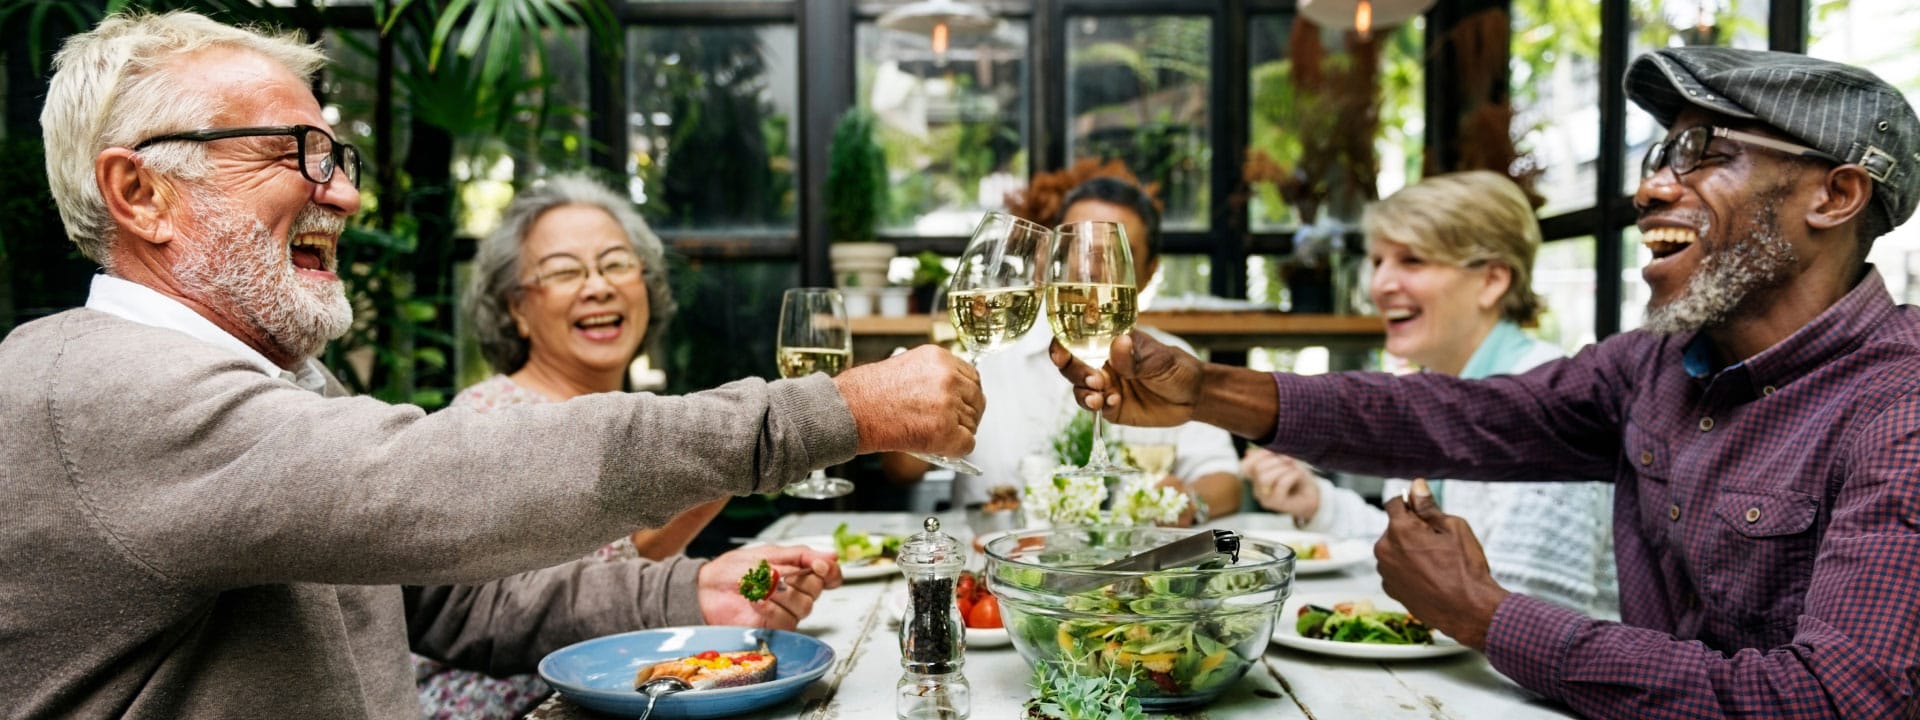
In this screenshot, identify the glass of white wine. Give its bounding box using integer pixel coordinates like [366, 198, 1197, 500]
[911, 212, 1052, 476]
[776, 287, 855, 499]
[1046, 219, 1137, 474]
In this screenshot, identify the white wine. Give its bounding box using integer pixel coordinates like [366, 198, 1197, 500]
[777, 346, 850, 378]
[948, 286, 1040, 357]
[1125, 443, 1177, 477]
[1046, 283, 1138, 365]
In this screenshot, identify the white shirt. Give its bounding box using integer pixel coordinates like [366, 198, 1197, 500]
[950, 325, 1240, 507]
[84, 274, 330, 393]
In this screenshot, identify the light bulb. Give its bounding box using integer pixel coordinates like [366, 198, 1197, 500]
[932, 20, 950, 64]
[1356, 0, 1373, 37]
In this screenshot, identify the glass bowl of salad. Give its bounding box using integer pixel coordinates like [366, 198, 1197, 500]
[982, 526, 1294, 711]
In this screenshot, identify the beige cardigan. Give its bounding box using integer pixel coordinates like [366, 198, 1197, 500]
[0, 309, 857, 718]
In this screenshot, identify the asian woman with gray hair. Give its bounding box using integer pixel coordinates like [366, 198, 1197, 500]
[417, 174, 727, 718]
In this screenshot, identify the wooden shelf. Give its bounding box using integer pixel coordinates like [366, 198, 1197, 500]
[851, 311, 1384, 359]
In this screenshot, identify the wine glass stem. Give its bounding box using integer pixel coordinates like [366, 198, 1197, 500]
[1088, 411, 1110, 468]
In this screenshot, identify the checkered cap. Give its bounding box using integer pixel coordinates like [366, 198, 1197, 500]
[1626, 46, 1920, 235]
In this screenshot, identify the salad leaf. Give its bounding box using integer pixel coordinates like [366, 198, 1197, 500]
[738, 560, 775, 602]
[832, 523, 900, 564]
[1295, 600, 1433, 645]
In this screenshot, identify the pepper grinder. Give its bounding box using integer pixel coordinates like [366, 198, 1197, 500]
[896, 516, 969, 720]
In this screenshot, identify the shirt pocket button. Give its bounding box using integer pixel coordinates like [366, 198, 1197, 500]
[1745, 507, 1761, 523]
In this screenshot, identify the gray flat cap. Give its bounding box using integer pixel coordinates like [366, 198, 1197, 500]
[1626, 46, 1920, 236]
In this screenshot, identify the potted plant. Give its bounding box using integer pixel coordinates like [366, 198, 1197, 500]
[907, 251, 951, 314]
[825, 108, 894, 298]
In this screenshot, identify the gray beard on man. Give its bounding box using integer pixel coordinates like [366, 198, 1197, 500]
[1642, 183, 1798, 335]
[172, 191, 353, 362]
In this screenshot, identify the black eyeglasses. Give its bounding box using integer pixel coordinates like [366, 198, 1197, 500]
[1642, 125, 1842, 181]
[133, 124, 362, 188]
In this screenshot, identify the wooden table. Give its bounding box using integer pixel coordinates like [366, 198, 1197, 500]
[533, 512, 1577, 719]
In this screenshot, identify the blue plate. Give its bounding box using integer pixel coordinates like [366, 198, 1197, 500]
[538, 627, 834, 719]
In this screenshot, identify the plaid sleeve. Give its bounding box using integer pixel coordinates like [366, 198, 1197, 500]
[1258, 339, 1627, 482]
[1485, 389, 1920, 718]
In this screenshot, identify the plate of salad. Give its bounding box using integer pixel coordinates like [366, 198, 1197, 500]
[1238, 530, 1371, 576]
[748, 524, 902, 582]
[1270, 593, 1471, 660]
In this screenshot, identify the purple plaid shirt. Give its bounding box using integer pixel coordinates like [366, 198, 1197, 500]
[1263, 268, 1920, 718]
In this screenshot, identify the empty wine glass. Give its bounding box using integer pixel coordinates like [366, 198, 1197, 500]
[775, 287, 855, 499]
[1046, 219, 1137, 474]
[911, 212, 1052, 476]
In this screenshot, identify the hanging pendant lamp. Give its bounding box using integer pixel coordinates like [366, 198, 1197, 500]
[1298, 0, 1436, 38]
[879, 0, 998, 63]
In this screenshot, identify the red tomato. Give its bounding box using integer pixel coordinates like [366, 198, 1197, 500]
[955, 573, 977, 601]
[967, 594, 1003, 629]
[956, 595, 974, 620]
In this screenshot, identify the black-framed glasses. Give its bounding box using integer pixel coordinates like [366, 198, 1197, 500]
[522, 247, 644, 294]
[1641, 125, 1842, 181]
[134, 125, 361, 188]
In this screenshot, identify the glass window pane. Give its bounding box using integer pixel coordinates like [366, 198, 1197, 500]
[321, 29, 397, 190]
[858, 19, 1029, 235]
[627, 25, 799, 231]
[1809, 0, 1920, 302]
[1066, 15, 1211, 230]
[1152, 254, 1210, 308]
[1531, 235, 1599, 352]
[1511, 0, 1603, 216]
[1248, 15, 1425, 232]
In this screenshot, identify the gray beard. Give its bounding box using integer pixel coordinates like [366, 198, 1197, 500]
[172, 192, 353, 362]
[1641, 185, 1797, 335]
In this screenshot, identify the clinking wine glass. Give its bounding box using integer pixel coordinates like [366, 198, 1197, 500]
[1046, 219, 1137, 475]
[776, 287, 856, 499]
[909, 212, 1051, 477]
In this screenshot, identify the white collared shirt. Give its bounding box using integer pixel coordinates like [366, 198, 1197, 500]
[951, 325, 1241, 507]
[84, 274, 331, 393]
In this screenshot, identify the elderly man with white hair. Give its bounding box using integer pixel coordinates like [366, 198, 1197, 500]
[0, 11, 984, 718]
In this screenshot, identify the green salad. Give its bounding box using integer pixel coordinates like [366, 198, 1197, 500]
[999, 563, 1278, 699]
[1294, 599, 1432, 645]
[832, 523, 901, 565]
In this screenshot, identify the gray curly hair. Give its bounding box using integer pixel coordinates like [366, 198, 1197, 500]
[466, 173, 676, 376]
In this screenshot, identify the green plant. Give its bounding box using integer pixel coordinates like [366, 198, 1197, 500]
[824, 108, 887, 243]
[909, 251, 950, 289]
[1025, 658, 1147, 720]
[1050, 411, 1109, 468]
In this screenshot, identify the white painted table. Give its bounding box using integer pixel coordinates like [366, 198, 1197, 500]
[534, 512, 1579, 719]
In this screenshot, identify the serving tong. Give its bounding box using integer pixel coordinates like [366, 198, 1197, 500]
[1047, 529, 1242, 594]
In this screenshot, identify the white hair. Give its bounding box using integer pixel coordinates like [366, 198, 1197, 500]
[40, 11, 326, 267]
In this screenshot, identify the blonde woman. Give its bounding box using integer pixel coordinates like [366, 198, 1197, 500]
[1245, 171, 1617, 617]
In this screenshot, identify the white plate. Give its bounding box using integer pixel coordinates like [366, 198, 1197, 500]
[885, 583, 1012, 648]
[1270, 592, 1472, 660]
[1239, 529, 1372, 576]
[749, 534, 899, 582]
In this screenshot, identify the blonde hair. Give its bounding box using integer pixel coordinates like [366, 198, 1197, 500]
[1363, 170, 1544, 325]
[41, 11, 326, 266]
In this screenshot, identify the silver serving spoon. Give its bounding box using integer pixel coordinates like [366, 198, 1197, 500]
[635, 676, 690, 720]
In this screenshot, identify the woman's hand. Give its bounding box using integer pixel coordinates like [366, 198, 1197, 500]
[1243, 448, 1322, 523]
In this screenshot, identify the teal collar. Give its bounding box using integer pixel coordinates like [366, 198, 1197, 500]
[1458, 320, 1532, 380]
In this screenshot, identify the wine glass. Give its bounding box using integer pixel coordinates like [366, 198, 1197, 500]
[1046, 219, 1138, 474]
[910, 212, 1052, 476]
[775, 287, 855, 499]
